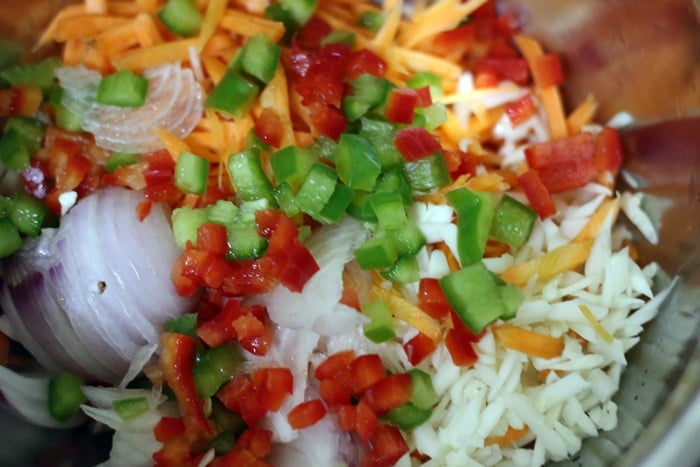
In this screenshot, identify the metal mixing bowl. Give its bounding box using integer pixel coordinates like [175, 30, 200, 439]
[0, 1, 698, 466]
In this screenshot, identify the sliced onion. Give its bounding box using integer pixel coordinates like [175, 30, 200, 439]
[55, 64, 203, 154]
[0, 187, 197, 384]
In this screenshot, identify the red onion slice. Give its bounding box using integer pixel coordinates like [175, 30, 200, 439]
[55, 63, 203, 154]
[0, 188, 197, 384]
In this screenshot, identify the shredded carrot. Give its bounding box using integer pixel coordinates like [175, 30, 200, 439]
[513, 34, 568, 140]
[371, 285, 443, 342]
[37, 5, 88, 47]
[500, 242, 591, 286]
[197, 0, 228, 52]
[435, 242, 461, 272]
[485, 425, 530, 446]
[201, 56, 228, 85]
[492, 323, 565, 359]
[48, 15, 130, 43]
[536, 369, 565, 382]
[371, 0, 403, 55]
[218, 11, 286, 42]
[112, 38, 199, 71]
[258, 66, 297, 148]
[63, 38, 112, 72]
[579, 305, 614, 344]
[398, 0, 488, 48]
[573, 197, 620, 243]
[85, 0, 108, 14]
[157, 129, 192, 160]
[567, 94, 598, 135]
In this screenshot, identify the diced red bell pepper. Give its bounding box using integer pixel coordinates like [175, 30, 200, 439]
[518, 170, 557, 219]
[251, 367, 294, 412]
[361, 373, 412, 413]
[403, 332, 438, 366]
[315, 350, 356, 380]
[350, 354, 387, 394]
[217, 373, 255, 414]
[295, 16, 333, 50]
[288, 399, 327, 429]
[337, 404, 357, 432]
[474, 57, 530, 85]
[506, 94, 537, 127]
[594, 126, 624, 172]
[0, 85, 43, 117]
[154, 416, 187, 442]
[417, 277, 452, 319]
[309, 102, 348, 140]
[160, 333, 212, 435]
[385, 88, 419, 124]
[197, 223, 229, 256]
[345, 48, 387, 79]
[394, 126, 442, 161]
[319, 377, 353, 410]
[236, 427, 273, 459]
[254, 108, 284, 148]
[524, 132, 596, 193]
[361, 424, 410, 467]
[444, 311, 483, 367]
[355, 399, 379, 444]
[197, 299, 242, 347]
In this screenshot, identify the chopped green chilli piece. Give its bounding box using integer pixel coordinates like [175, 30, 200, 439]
[164, 313, 198, 337]
[175, 151, 210, 194]
[158, 0, 203, 36]
[362, 299, 396, 343]
[270, 145, 316, 192]
[194, 344, 244, 398]
[445, 188, 498, 265]
[228, 148, 275, 203]
[48, 372, 86, 422]
[385, 402, 432, 431]
[113, 397, 149, 420]
[104, 152, 138, 173]
[205, 70, 259, 118]
[334, 134, 381, 191]
[240, 34, 281, 84]
[97, 70, 149, 108]
[0, 57, 61, 94]
[0, 217, 22, 258]
[171, 205, 210, 249]
[489, 194, 536, 249]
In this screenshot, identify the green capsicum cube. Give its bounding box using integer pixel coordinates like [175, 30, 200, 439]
[104, 152, 139, 173]
[346, 189, 377, 223]
[439, 261, 507, 333]
[358, 117, 403, 169]
[362, 299, 396, 343]
[407, 71, 444, 99]
[408, 369, 438, 409]
[445, 188, 498, 265]
[164, 313, 198, 337]
[318, 182, 352, 224]
[387, 219, 426, 257]
[334, 133, 381, 191]
[0, 217, 22, 258]
[194, 343, 243, 398]
[414, 103, 447, 131]
[310, 135, 338, 161]
[113, 397, 150, 420]
[489, 194, 536, 249]
[240, 33, 281, 84]
[207, 199, 240, 225]
[354, 234, 399, 270]
[206, 70, 259, 118]
[272, 181, 301, 217]
[368, 191, 406, 230]
[97, 70, 149, 108]
[497, 280, 524, 321]
[50, 87, 83, 132]
[279, 0, 318, 27]
[270, 145, 316, 192]
[380, 255, 419, 284]
[374, 166, 413, 205]
[226, 213, 268, 260]
[48, 372, 86, 422]
[296, 161, 338, 220]
[342, 74, 394, 121]
[8, 192, 48, 237]
[404, 152, 451, 193]
[158, 0, 203, 36]
[171, 205, 210, 249]
[175, 151, 210, 195]
[385, 402, 432, 431]
[4, 116, 45, 155]
[228, 148, 275, 203]
[0, 57, 60, 95]
[0, 128, 30, 170]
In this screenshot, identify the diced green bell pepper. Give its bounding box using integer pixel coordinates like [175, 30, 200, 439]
[226, 211, 268, 260]
[239, 34, 281, 84]
[358, 10, 385, 32]
[158, 0, 203, 36]
[320, 30, 356, 48]
[171, 205, 210, 249]
[0, 128, 30, 170]
[228, 148, 275, 203]
[489, 194, 536, 249]
[8, 192, 48, 237]
[385, 402, 432, 431]
[50, 87, 83, 132]
[387, 219, 426, 257]
[354, 234, 399, 270]
[97, 70, 149, 108]
[206, 431, 238, 456]
[164, 313, 198, 337]
[0, 57, 60, 95]
[273, 181, 301, 217]
[207, 199, 240, 225]
[408, 369, 438, 409]
[270, 145, 316, 192]
[295, 161, 338, 220]
[333, 133, 381, 191]
[194, 343, 243, 398]
[342, 74, 394, 122]
[407, 71, 444, 99]
[206, 70, 259, 118]
[414, 103, 447, 131]
[358, 117, 403, 169]
[374, 166, 412, 205]
[318, 182, 352, 224]
[445, 188, 498, 265]
[403, 152, 451, 193]
[48, 372, 86, 422]
[362, 299, 396, 343]
[0, 217, 22, 258]
[104, 152, 138, 173]
[380, 255, 419, 284]
[175, 151, 210, 195]
[368, 190, 406, 230]
[211, 397, 246, 434]
[4, 117, 45, 155]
